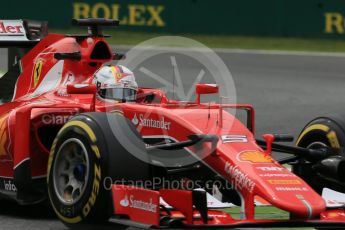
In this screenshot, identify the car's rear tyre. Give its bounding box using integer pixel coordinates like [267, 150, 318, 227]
[47, 112, 151, 228]
[294, 115, 345, 193]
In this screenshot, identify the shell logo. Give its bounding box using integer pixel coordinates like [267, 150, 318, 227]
[238, 151, 274, 163]
[0, 114, 8, 156]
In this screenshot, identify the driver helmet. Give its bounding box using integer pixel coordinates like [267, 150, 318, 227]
[94, 65, 138, 102]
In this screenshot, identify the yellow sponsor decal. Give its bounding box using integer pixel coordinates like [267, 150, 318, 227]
[58, 120, 97, 143]
[296, 123, 341, 149]
[296, 124, 330, 145]
[83, 164, 101, 217]
[238, 151, 274, 163]
[0, 114, 8, 156]
[327, 131, 340, 148]
[47, 138, 57, 179]
[73, 3, 165, 27]
[268, 179, 301, 185]
[91, 144, 100, 159]
[325, 12, 345, 34]
[33, 60, 43, 87]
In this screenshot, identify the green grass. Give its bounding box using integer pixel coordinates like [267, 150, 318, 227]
[51, 28, 345, 53]
[223, 206, 289, 220]
[224, 206, 289, 220]
[223, 206, 313, 229]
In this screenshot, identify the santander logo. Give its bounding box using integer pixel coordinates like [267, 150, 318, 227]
[131, 113, 171, 130]
[132, 113, 139, 126]
[120, 195, 129, 207]
[119, 194, 157, 213]
[0, 21, 24, 35]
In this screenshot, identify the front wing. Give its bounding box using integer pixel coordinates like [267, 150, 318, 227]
[109, 185, 345, 229]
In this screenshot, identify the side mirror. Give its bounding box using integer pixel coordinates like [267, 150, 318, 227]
[67, 84, 97, 94]
[54, 51, 81, 61]
[195, 84, 219, 104]
[113, 53, 126, 60]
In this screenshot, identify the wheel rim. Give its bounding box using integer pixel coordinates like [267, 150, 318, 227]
[307, 141, 328, 150]
[53, 138, 90, 205]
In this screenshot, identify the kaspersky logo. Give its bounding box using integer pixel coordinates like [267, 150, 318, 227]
[120, 194, 157, 213]
[132, 113, 171, 130]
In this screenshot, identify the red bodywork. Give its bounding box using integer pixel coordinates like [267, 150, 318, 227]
[0, 27, 343, 227]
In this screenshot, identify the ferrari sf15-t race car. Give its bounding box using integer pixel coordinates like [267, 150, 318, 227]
[0, 18, 345, 229]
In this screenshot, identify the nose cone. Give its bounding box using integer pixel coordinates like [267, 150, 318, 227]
[255, 170, 326, 218]
[216, 143, 326, 219]
[270, 190, 326, 218]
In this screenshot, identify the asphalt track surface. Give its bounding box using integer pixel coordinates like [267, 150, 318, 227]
[1, 47, 345, 229]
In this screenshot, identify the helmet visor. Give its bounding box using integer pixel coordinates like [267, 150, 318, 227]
[98, 88, 137, 102]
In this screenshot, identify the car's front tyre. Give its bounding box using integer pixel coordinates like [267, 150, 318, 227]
[295, 115, 345, 193]
[47, 112, 151, 228]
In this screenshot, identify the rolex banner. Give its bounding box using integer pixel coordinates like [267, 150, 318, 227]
[1, 0, 345, 39]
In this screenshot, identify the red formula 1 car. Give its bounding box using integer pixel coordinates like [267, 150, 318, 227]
[0, 18, 345, 229]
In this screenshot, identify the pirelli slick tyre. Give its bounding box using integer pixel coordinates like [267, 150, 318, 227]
[294, 115, 345, 193]
[47, 112, 151, 228]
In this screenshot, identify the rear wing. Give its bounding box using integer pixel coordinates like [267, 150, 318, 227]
[0, 20, 48, 102]
[0, 19, 48, 46]
[0, 19, 48, 69]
